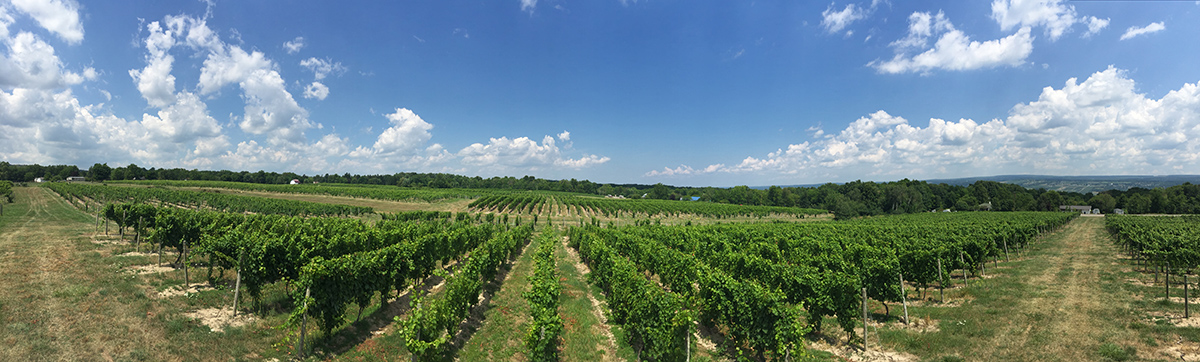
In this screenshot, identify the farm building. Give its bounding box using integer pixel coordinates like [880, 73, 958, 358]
[1059, 205, 1091, 213]
[34, 177, 44, 183]
[66, 176, 85, 182]
[289, 179, 301, 185]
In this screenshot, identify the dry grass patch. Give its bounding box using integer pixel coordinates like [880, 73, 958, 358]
[184, 307, 257, 333]
[808, 339, 919, 362]
[123, 264, 176, 275]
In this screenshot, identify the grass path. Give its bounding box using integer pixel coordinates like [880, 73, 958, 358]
[0, 187, 286, 361]
[0, 187, 165, 361]
[878, 215, 1144, 361]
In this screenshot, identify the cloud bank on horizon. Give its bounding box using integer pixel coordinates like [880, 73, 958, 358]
[0, 0, 1194, 186]
[649, 66, 1200, 181]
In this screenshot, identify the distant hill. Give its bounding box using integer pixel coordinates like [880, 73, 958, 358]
[925, 175, 1200, 193]
[755, 175, 1200, 194]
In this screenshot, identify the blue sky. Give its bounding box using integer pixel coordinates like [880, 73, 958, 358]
[0, 0, 1198, 187]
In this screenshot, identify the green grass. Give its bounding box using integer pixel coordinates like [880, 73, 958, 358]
[451, 231, 542, 361]
[554, 237, 639, 362]
[0, 187, 290, 361]
[860, 217, 1151, 361]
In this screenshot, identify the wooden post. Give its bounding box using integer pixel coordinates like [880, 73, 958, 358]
[1187, 272, 1191, 319]
[687, 329, 691, 362]
[1166, 262, 1171, 302]
[960, 252, 967, 283]
[136, 217, 143, 251]
[899, 272, 910, 325]
[183, 240, 189, 294]
[233, 261, 242, 317]
[937, 258, 945, 303]
[299, 286, 309, 358]
[1003, 239, 1010, 262]
[861, 287, 868, 351]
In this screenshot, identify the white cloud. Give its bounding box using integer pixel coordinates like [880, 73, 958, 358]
[283, 36, 304, 54]
[1120, 22, 1165, 41]
[1083, 16, 1109, 37]
[557, 131, 570, 141]
[140, 91, 222, 144]
[990, 0, 1076, 41]
[821, 3, 865, 35]
[458, 133, 609, 170]
[341, 108, 452, 171]
[644, 164, 723, 177]
[9, 0, 83, 44]
[303, 81, 328, 100]
[365, 108, 434, 156]
[872, 11, 1033, 74]
[0, 31, 90, 89]
[0, 9, 377, 174]
[128, 20, 180, 107]
[651, 67, 1200, 181]
[196, 46, 271, 95]
[520, 0, 537, 13]
[889, 11, 952, 50]
[299, 57, 345, 80]
[237, 69, 312, 145]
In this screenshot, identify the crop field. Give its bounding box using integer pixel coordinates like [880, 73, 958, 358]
[2, 184, 1197, 361]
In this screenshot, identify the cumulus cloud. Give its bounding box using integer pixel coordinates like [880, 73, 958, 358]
[990, 0, 1077, 41]
[363, 108, 434, 156]
[128, 20, 179, 107]
[0, 8, 380, 175]
[237, 69, 312, 145]
[821, 3, 865, 35]
[342, 108, 453, 171]
[648, 67, 1200, 181]
[1083, 16, 1109, 37]
[10, 0, 83, 44]
[303, 81, 328, 100]
[283, 36, 304, 54]
[458, 133, 609, 170]
[1120, 22, 1165, 41]
[871, 11, 1032, 74]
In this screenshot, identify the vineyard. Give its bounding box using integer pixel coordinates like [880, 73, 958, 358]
[567, 211, 1075, 359]
[1106, 214, 1200, 302]
[112, 180, 488, 203]
[469, 193, 828, 219]
[46, 181, 372, 216]
[14, 182, 1160, 361]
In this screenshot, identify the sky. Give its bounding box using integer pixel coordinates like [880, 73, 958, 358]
[0, 0, 1198, 187]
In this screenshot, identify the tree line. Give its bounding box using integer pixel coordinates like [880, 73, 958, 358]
[5, 161, 1199, 217]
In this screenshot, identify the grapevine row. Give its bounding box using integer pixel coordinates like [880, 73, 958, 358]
[47, 182, 372, 216]
[399, 225, 533, 360]
[524, 229, 562, 361]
